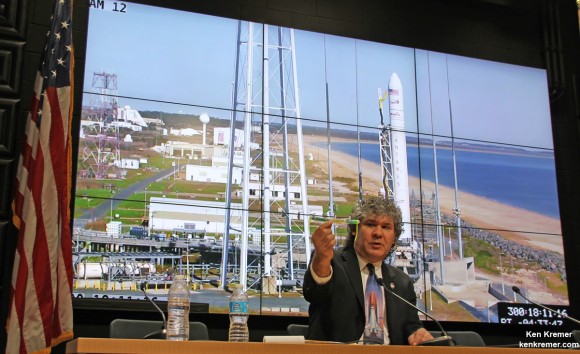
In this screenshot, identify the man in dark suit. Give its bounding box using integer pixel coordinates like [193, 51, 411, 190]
[303, 195, 433, 345]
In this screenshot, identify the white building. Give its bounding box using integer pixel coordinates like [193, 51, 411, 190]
[213, 127, 260, 150]
[114, 158, 140, 169]
[110, 120, 143, 132]
[236, 183, 302, 200]
[116, 105, 148, 129]
[148, 198, 243, 236]
[211, 154, 242, 168]
[214, 127, 244, 147]
[185, 154, 244, 184]
[185, 164, 242, 184]
[142, 117, 164, 126]
[106, 221, 123, 237]
[239, 182, 302, 200]
[164, 140, 227, 159]
[169, 128, 201, 136]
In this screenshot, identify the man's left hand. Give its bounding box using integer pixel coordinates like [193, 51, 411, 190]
[408, 328, 434, 346]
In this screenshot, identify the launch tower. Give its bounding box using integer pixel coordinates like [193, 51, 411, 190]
[221, 22, 311, 291]
[81, 72, 121, 179]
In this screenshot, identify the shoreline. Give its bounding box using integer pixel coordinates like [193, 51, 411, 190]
[302, 134, 563, 255]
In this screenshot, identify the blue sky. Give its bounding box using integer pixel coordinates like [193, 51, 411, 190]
[83, 1, 554, 150]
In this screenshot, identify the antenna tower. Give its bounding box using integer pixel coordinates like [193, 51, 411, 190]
[80, 72, 121, 179]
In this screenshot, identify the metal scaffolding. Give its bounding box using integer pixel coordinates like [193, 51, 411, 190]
[80, 72, 120, 179]
[221, 22, 311, 291]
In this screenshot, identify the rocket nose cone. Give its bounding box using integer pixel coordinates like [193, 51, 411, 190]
[388, 73, 401, 89]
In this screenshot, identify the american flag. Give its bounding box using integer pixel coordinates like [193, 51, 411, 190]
[7, 0, 75, 352]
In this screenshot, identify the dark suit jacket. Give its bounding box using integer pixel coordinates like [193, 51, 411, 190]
[303, 247, 424, 345]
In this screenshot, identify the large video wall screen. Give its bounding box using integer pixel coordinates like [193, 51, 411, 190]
[74, 1, 566, 323]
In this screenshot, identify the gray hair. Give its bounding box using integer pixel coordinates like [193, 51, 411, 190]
[344, 194, 404, 250]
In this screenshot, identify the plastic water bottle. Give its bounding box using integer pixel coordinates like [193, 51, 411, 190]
[228, 285, 249, 342]
[166, 275, 190, 341]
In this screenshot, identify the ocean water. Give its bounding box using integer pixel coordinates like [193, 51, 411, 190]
[327, 142, 560, 219]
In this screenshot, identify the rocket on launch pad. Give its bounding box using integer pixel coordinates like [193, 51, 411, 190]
[387, 73, 411, 241]
[377, 73, 423, 283]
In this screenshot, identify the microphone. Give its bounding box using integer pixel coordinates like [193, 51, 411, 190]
[140, 282, 167, 339]
[376, 278, 455, 346]
[512, 286, 580, 326]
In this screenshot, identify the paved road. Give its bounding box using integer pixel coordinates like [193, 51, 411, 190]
[75, 167, 176, 227]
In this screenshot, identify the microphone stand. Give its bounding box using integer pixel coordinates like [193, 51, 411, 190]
[140, 282, 167, 339]
[512, 286, 580, 326]
[376, 278, 455, 346]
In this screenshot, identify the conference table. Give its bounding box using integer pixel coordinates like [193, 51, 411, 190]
[66, 337, 574, 354]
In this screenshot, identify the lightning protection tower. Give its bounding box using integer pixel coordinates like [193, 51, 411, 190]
[221, 22, 311, 291]
[81, 72, 120, 179]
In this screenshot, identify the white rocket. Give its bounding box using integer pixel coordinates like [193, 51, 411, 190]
[388, 73, 411, 240]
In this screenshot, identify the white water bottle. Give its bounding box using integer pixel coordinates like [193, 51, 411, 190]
[166, 275, 190, 341]
[228, 285, 249, 342]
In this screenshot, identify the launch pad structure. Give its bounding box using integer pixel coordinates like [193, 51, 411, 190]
[221, 22, 311, 291]
[81, 71, 121, 180]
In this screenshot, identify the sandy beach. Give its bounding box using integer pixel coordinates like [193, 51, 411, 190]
[302, 134, 563, 255]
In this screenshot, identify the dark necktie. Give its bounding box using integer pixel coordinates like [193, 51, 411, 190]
[363, 263, 384, 344]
